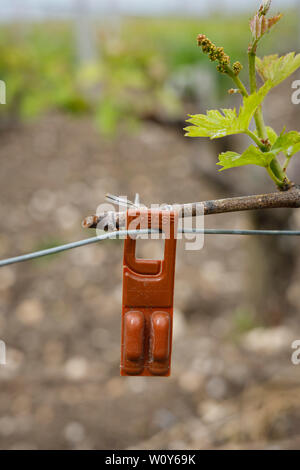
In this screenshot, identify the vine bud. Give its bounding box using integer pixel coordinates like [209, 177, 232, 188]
[233, 61, 243, 75]
[197, 34, 206, 46]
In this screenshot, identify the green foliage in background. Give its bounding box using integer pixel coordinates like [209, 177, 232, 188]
[0, 6, 298, 137]
[0, 24, 90, 123]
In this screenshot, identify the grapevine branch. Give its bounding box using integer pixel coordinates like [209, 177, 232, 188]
[82, 186, 300, 231]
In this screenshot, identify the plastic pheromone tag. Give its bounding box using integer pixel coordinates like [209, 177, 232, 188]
[120, 209, 178, 377]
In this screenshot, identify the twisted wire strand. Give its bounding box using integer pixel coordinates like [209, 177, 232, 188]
[1, 228, 300, 267]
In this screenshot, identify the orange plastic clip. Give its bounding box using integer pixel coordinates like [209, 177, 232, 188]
[121, 209, 178, 377]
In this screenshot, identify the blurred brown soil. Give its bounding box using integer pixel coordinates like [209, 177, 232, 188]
[0, 114, 300, 449]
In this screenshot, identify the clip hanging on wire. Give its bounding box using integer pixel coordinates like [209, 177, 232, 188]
[121, 209, 178, 377]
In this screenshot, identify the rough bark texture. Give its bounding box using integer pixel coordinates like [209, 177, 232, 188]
[82, 186, 300, 230]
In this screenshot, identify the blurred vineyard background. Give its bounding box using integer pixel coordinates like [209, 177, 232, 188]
[1, 0, 300, 450]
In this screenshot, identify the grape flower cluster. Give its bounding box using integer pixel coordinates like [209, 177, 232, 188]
[197, 34, 243, 76]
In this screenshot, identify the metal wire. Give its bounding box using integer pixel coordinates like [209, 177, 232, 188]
[1, 228, 300, 268]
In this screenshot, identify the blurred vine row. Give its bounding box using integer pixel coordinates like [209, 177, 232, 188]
[0, 12, 297, 136]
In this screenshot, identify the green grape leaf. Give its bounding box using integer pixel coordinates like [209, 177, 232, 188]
[184, 83, 270, 139]
[272, 130, 300, 158]
[256, 53, 300, 88]
[217, 145, 277, 171]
